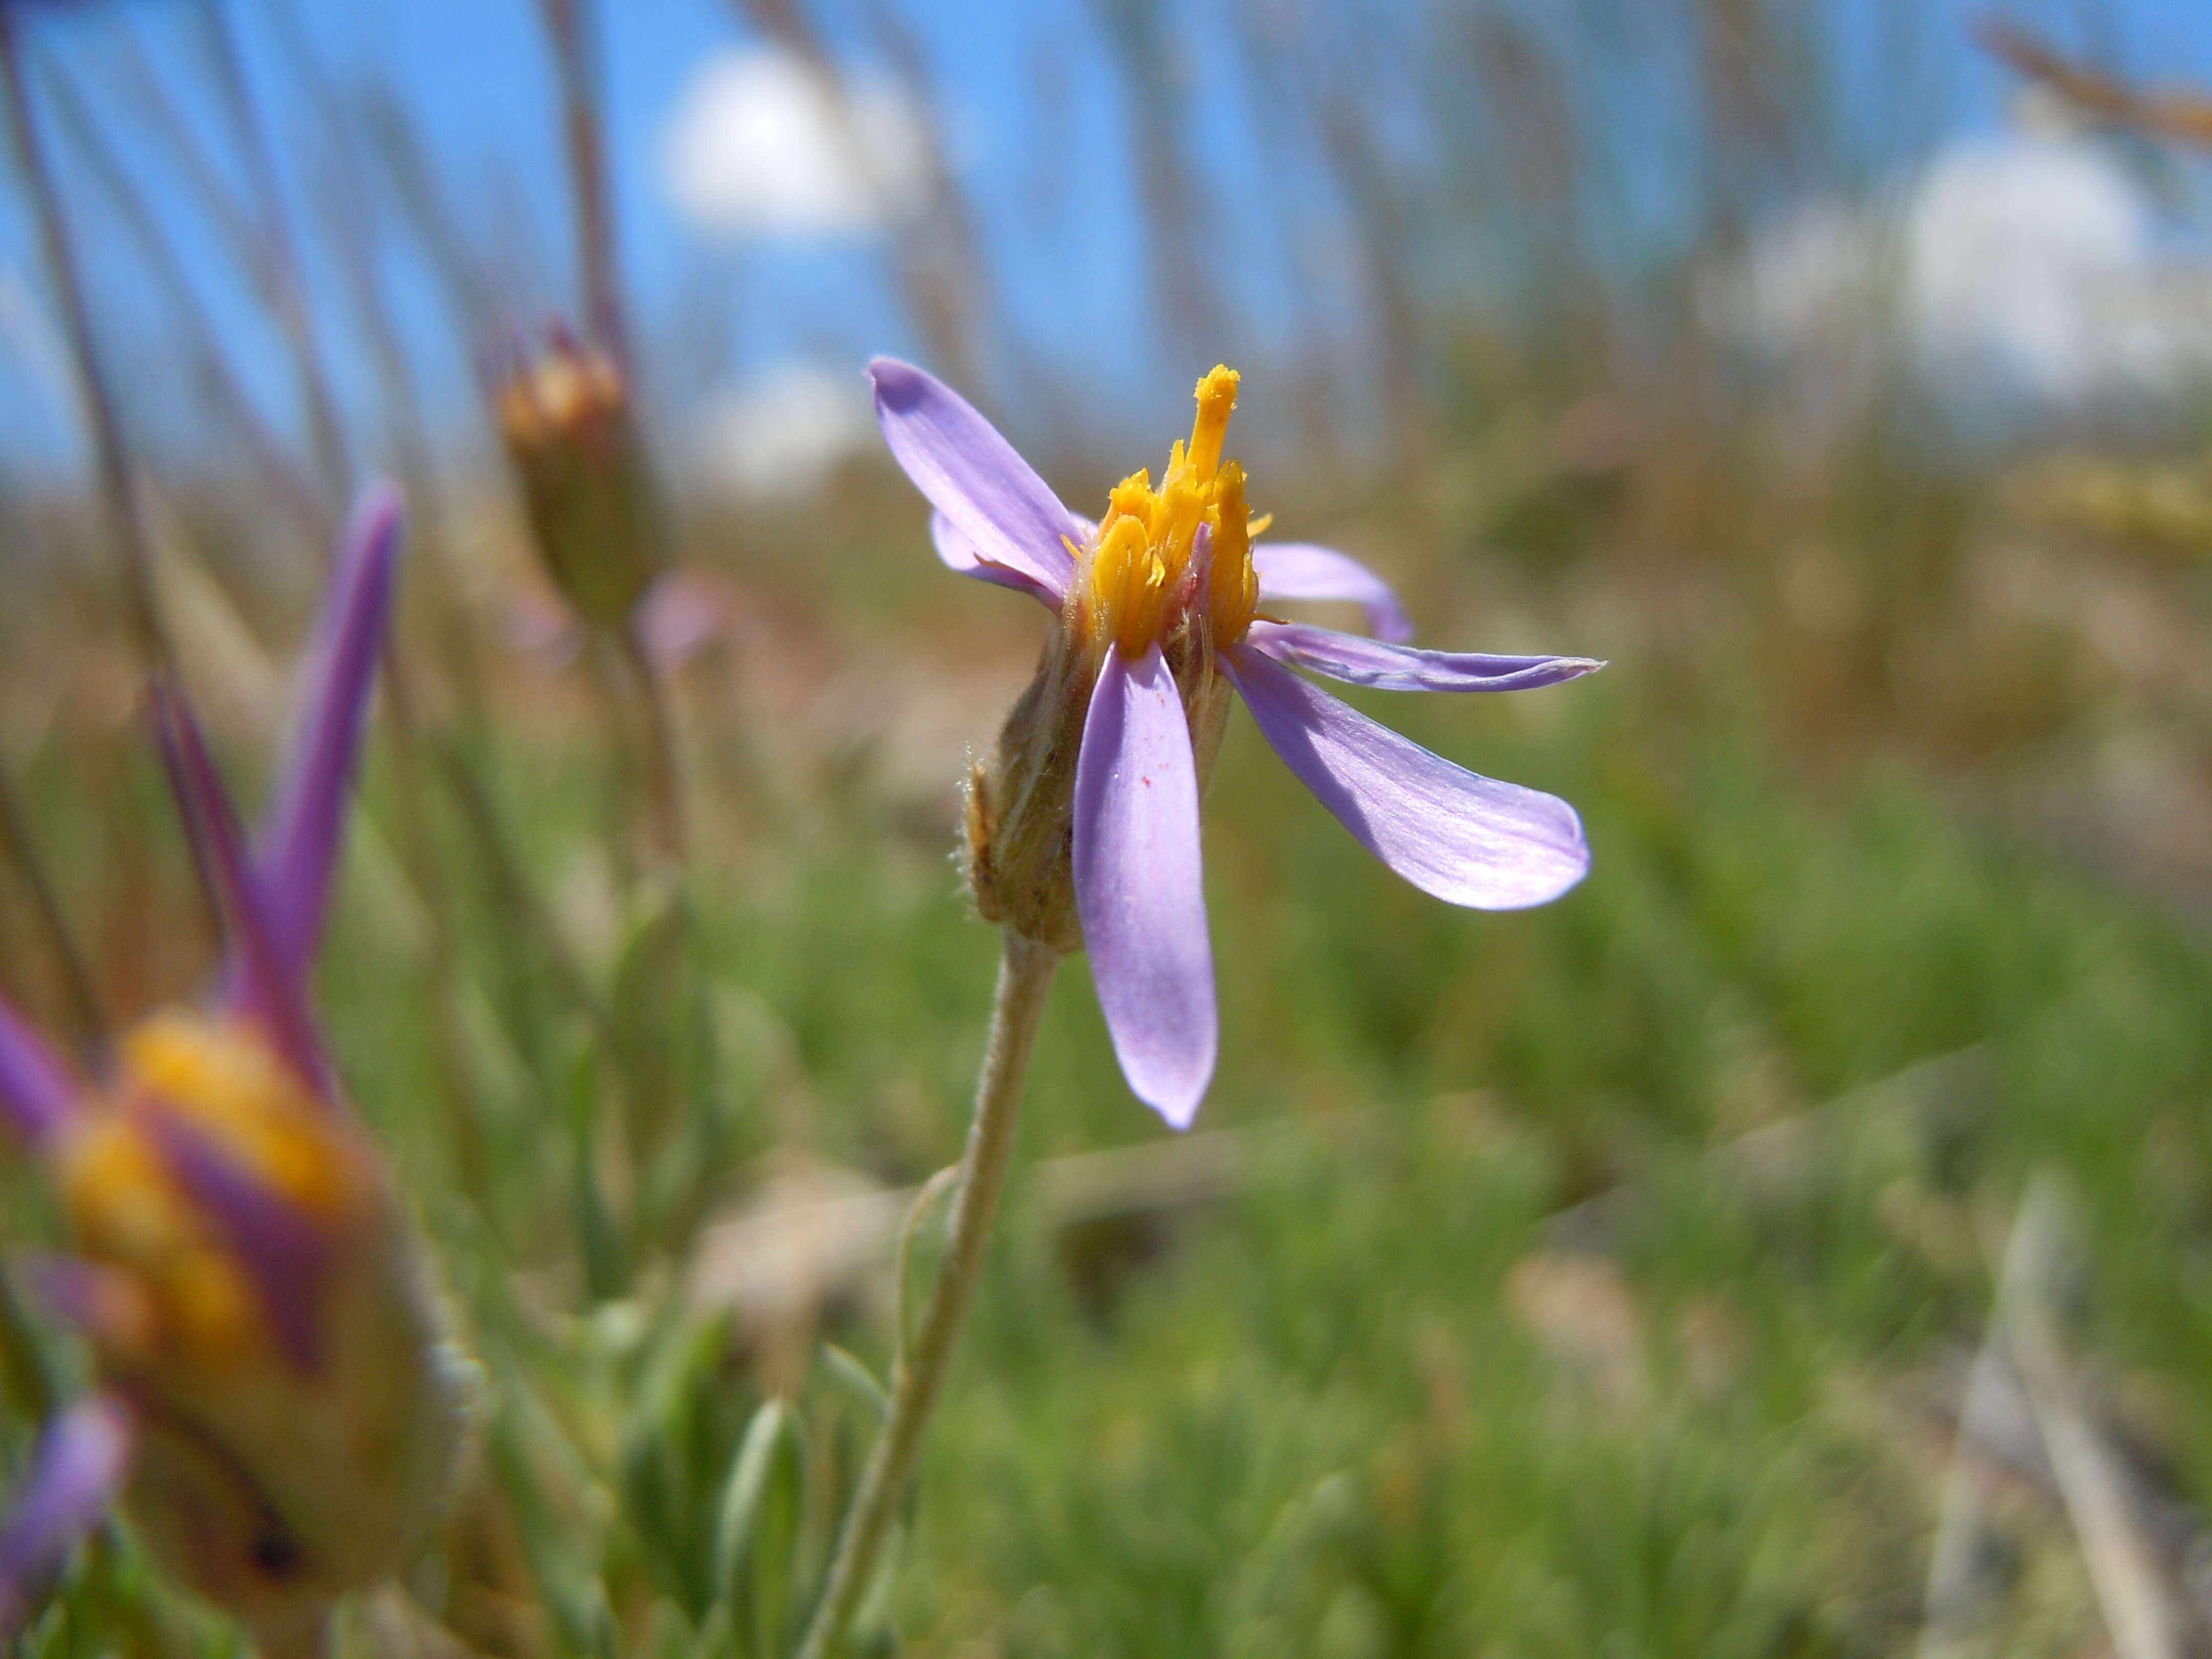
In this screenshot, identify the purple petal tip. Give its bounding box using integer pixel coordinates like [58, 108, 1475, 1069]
[256, 479, 406, 997]
[1246, 623, 1606, 695]
[0, 998, 77, 1146]
[353, 479, 406, 544]
[1227, 644, 1592, 911]
[155, 687, 330, 1096]
[868, 357, 1077, 604]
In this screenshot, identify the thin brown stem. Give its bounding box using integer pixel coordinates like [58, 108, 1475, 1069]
[202, 0, 355, 508]
[38, 51, 330, 547]
[538, 0, 627, 358]
[0, 14, 174, 678]
[359, 86, 498, 341]
[275, 6, 492, 734]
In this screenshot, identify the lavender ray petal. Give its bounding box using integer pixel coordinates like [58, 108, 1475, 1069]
[1245, 621, 1606, 694]
[151, 686, 330, 1098]
[1251, 543, 1415, 643]
[259, 483, 403, 985]
[1071, 644, 1217, 1129]
[1225, 645, 1590, 909]
[868, 359, 1077, 603]
[0, 998, 76, 1145]
[0, 1395, 132, 1643]
[930, 512, 1058, 605]
[142, 1111, 330, 1376]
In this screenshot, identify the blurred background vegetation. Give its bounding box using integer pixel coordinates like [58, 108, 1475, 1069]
[6, 0, 2212, 1654]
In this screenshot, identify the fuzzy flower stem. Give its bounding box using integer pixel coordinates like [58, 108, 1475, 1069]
[0, 15, 175, 680]
[798, 931, 1059, 1659]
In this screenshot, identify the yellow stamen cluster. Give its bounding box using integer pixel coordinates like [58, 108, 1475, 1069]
[58, 1013, 372, 1368]
[1084, 365, 1264, 657]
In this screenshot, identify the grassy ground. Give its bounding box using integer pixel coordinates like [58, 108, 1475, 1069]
[7, 435, 2212, 1659]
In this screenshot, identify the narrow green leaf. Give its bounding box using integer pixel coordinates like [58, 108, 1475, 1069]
[817, 1345, 890, 1423]
[712, 1399, 791, 1599]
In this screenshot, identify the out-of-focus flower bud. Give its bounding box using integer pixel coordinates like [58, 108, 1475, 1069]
[55, 1011, 472, 1655]
[0, 486, 479, 1658]
[493, 326, 668, 628]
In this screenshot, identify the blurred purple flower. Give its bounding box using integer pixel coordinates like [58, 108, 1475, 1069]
[0, 485, 469, 1650]
[871, 359, 1601, 1128]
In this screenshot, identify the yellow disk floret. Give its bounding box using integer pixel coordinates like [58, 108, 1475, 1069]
[1186, 365, 1239, 478]
[1089, 516, 1172, 658]
[60, 1116, 257, 1363]
[118, 1015, 364, 1221]
[1206, 461, 1259, 647]
[1082, 365, 1266, 658]
[57, 1012, 373, 1369]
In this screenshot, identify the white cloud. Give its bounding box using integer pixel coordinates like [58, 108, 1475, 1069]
[1711, 134, 2212, 406]
[691, 363, 875, 500]
[662, 48, 927, 239]
[1905, 137, 2193, 398]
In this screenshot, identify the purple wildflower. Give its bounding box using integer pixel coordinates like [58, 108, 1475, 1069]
[0, 485, 470, 1650]
[871, 359, 1600, 1129]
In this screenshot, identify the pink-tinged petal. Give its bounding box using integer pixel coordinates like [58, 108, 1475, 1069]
[0, 998, 76, 1146]
[930, 511, 1057, 604]
[0, 1395, 132, 1643]
[142, 1111, 330, 1376]
[151, 686, 330, 1099]
[15, 1258, 147, 1351]
[1071, 645, 1217, 1129]
[1246, 621, 1605, 693]
[1251, 543, 1414, 643]
[633, 568, 728, 671]
[868, 359, 1076, 603]
[1225, 645, 1589, 909]
[259, 483, 403, 985]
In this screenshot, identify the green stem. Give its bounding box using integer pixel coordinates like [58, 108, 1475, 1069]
[796, 931, 1059, 1659]
[617, 622, 686, 874]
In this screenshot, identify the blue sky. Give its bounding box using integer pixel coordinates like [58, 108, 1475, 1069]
[3, 0, 2212, 483]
